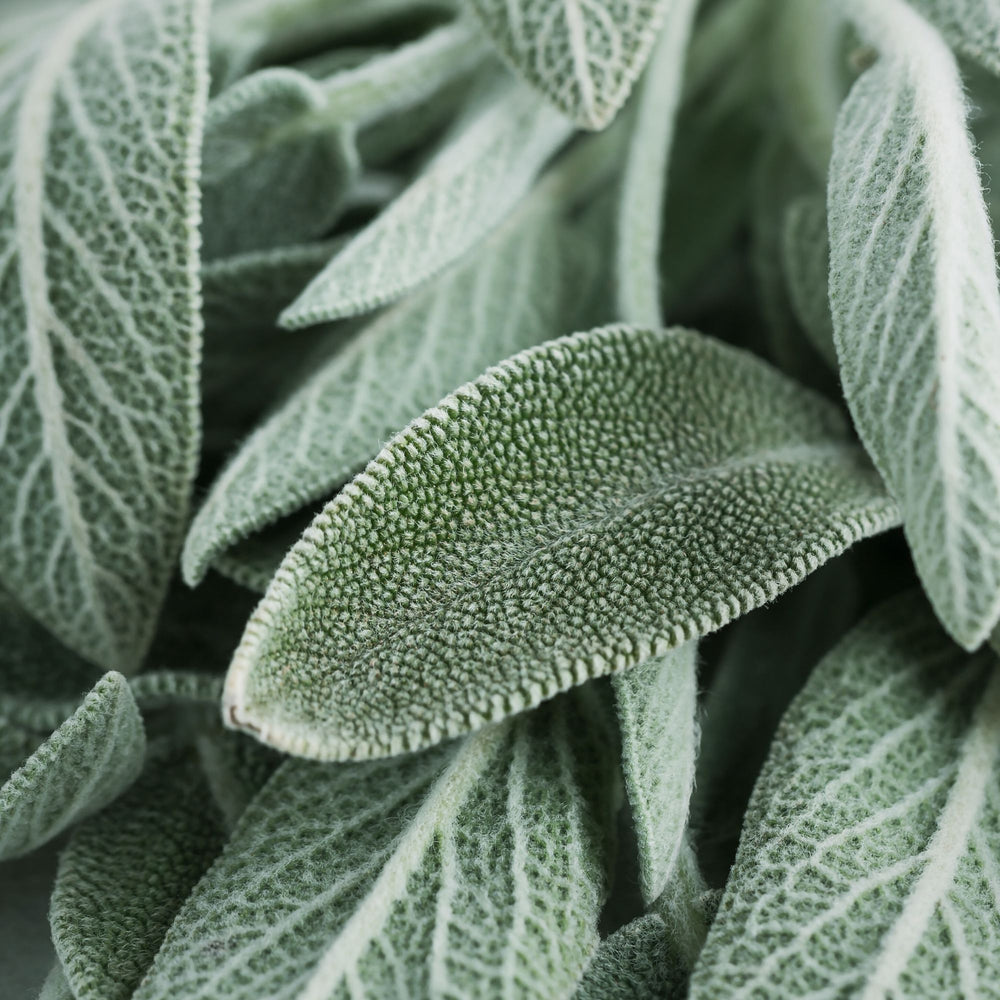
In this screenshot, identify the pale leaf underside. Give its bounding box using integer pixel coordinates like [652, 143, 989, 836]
[0, 0, 209, 671]
[691, 592, 1000, 998]
[225, 324, 897, 761]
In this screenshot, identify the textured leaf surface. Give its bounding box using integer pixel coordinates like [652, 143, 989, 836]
[910, 0, 1000, 75]
[462, 0, 670, 129]
[691, 592, 1000, 998]
[137, 691, 613, 1000]
[0, 672, 144, 860]
[51, 752, 226, 1000]
[616, 0, 696, 325]
[280, 77, 573, 326]
[185, 204, 584, 585]
[225, 324, 898, 761]
[613, 643, 697, 904]
[0, 0, 210, 671]
[829, 0, 1000, 649]
[782, 194, 836, 367]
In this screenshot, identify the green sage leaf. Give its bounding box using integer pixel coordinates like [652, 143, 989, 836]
[136, 690, 614, 1000]
[910, 0, 1000, 75]
[461, 0, 672, 129]
[829, 0, 1000, 648]
[691, 591, 1000, 998]
[224, 324, 898, 761]
[280, 76, 573, 327]
[0, 672, 144, 860]
[50, 751, 227, 1000]
[0, 0, 210, 671]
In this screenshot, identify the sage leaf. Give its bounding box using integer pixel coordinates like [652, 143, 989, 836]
[0, 672, 144, 860]
[910, 0, 1000, 76]
[280, 77, 574, 327]
[136, 690, 614, 1000]
[210, 510, 313, 594]
[184, 203, 584, 585]
[461, 0, 671, 130]
[50, 751, 227, 1000]
[0, 0, 210, 672]
[616, 0, 697, 326]
[781, 194, 836, 368]
[225, 324, 898, 761]
[37, 967, 74, 1000]
[829, 0, 1000, 649]
[613, 643, 697, 905]
[690, 591, 1000, 998]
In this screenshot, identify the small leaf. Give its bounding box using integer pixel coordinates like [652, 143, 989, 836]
[225, 324, 898, 761]
[211, 510, 312, 594]
[616, 0, 698, 326]
[690, 591, 1000, 998]
[279, 76, 574, 326]
[0, 0, 210, 671]
[136, 690, 614, 1000]
[50, 751, 227, 1000]
[829, 0, 1000, 648]
[613, 643, 697, 905]
[462, 0, 672, 129]
[910, 0, 1000, 76]
[0, 672, 144, 860]
[185, 203, 586, 585]
[781, 193, 837, 368]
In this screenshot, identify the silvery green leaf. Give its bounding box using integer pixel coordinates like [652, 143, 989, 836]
[781, 194, 837, 368]
[829, 0, 1000, 649]
[692, 558, 859, 886]
[184, 203, 584, 585]
[613, 643, 697, 905]
[461, 0, 670, 129]
[280, 77, 574, 327]
[690, 591, 1000, 998]
[37, 968, 73, 1000]
[201, 238, 346, 335]
[0, 672, 144, 860]
[616, 0, 697, 326]
[224, 324, 898, 761]
[136, 690, 614, 1000]
[0, 723, 42, 782]
[211, 511, 312, 594]
[200, 70, 358, 259]
[50, 751, 226, 1000]
[770, 0, 845, 180]
[910, 0, 1000, 75]
[0, 0, 210, 672]
[128, 671, 223, 709]
[193, 727, 281, 830]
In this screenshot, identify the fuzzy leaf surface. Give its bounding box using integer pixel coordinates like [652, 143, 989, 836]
[910, 0, 1000, 75]
[185, 206, 583, 585]
[692, 592, 1000, 998]
[136, 691, 613, 1000]
[51, 752, 227, 1000]
[225, 324, 898, 761]
[0, 0, 209, 671]
[462, 0, 670, 129]
[280, 77, 573, 326]
[613, 643, 697, 904]
[829, 0, 1000, 648]
[0, 672, 144, 860]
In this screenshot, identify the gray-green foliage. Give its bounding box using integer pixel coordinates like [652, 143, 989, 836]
[691, 592, 1000, 998]
[224, 324, 897, 761]
[0, 0, 210, 673]
[136, 689, 615, 1000]
[829, 0, 1000, 650]
[910, 0, 1000, 75]
[0, 672, 144, 860]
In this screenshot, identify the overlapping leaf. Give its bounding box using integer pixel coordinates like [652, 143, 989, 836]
[910, 0, 1000, 75]
[0, 0, 210, 671]
[184, 203, 586, 585]
[280, 76, 574, 326]
[462, 0, 671, 129]
[0, 672, 144, 860]
[136, 690, 614, 1000]
[224, 323, 898, 761]
[691, 592, 1000, 997]
[829, 0, 1000, 649]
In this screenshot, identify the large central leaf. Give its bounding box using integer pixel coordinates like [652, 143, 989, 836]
[0, 0, 210, 671]
[224, 324, 898, 761]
